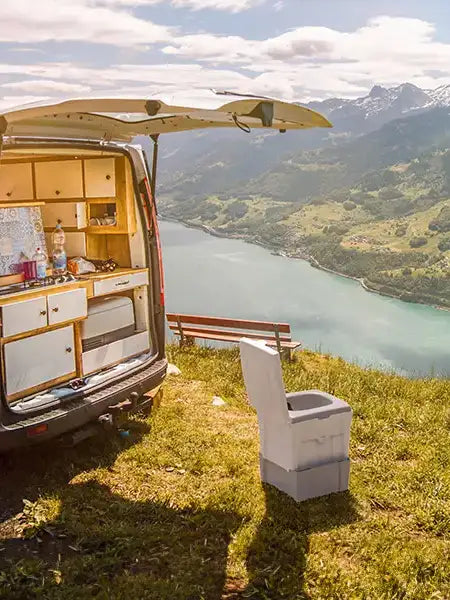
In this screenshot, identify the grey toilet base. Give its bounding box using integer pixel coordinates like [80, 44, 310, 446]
[260, 455, 350, 502]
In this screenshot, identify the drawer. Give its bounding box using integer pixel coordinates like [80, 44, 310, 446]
[93, 270, 149, 296]
[35, 160, 83, 199]
[47, 288, 87, 325]
[2, 296, 48, 338]
[0, 163, 33, 201]
[4, 325, 76, 397]
[84, 158, 116, 198]
[82, 331, 149, 375]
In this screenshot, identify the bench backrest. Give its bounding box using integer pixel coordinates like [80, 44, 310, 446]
[166, 313, 291, 341]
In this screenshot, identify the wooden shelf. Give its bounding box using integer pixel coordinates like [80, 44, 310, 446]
[0, 201, 44, 208]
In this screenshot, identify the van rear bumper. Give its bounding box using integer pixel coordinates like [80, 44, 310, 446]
[0, 359, 167, 452]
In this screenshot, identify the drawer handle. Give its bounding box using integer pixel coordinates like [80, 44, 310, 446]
[106, 174, 111, 180]
[65, 347, 72, 353]
[40, 310, 47, 316]
[52, 307, 59, 313]
[115, 280, 130, 286]
[6, 191, 12, 197]
[55, 190, 61, 195]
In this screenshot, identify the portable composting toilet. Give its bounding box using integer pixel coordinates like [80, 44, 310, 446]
[239, 338, 352, 502]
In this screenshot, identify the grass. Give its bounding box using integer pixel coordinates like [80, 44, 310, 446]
[0, 345, 449, 599]
[342, 201, 449, 254]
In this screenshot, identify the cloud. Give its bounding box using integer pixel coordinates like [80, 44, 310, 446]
[0, 0, 173, 47]
[0, 95, 51, 111]
[162, 16, 450, 98]
[1, 15, 450, 107]
[92, 0, 264, 11]
[1, 79, 91, 94]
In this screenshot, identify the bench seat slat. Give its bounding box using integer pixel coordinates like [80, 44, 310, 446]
[169, 324, 292, 343]
[171, 328, 301, 349]
[166, 313, 291, 334]
[267, 340, 301, 350]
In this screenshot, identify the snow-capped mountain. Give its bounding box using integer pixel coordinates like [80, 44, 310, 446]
[427, 84, 450, 107]
[151, 82, 450, 192]
[306, 83, 449, 130]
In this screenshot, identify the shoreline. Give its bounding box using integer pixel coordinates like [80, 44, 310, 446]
[159, 215, 449, 312]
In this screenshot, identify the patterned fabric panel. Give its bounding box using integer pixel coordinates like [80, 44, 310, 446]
[0, 207, 46, 275]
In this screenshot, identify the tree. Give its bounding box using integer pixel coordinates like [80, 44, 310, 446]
[226, 200, 248, 220]
[409, 236, 428, 248]
[438, 237, 450, 252]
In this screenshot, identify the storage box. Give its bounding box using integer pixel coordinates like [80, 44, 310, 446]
[259, 391, 352, 472]
[260, 455, 350, 502]
[81, 296, 135, 351]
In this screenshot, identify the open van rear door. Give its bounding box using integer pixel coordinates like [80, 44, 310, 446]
[0, 91, 331, 142]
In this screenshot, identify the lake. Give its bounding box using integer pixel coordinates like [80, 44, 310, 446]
[159, 219, 450, 378]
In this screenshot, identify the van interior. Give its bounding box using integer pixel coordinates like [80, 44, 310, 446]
[0, 146, 153, 412]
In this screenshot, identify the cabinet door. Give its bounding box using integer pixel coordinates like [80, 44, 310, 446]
[35, 160, 83, 199]
[41, 202, 86, 229]
[84, 158, 116, 198]
[4, 326, 75, 397]
[0, 163, 33, 201]
[1, 296, 48, 338]
[47, 288, 87, 325]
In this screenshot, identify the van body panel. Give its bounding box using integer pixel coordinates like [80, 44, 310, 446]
[0, 95, 330, 448]
[0, 139, 167, 448]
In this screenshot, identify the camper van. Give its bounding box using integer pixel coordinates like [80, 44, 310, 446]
[0, 94, 330, 450]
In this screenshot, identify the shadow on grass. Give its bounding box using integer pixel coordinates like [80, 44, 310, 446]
[0, 423, 358, 599]
[241, 484, 358, 599]
[0, 421, 240, 599]
[0, 419, 152, 523]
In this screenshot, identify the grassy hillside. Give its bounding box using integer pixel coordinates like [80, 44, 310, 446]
[159, 147, 450, 307]
[0, 346, 449, 599]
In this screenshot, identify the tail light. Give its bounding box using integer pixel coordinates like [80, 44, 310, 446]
[27, 423, 48, 437]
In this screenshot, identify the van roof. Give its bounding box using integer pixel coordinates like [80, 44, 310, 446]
[0, 91, 332, 142]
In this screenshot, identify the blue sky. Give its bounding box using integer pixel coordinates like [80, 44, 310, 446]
[1, 0, 450, 110]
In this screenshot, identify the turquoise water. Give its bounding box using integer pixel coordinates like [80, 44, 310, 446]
[159, 220, 450, 377]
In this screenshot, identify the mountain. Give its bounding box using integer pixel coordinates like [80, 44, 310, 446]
[148, 83, 450, 199]
[307, 83, 432, 133]
[157, 106, 450, 204]
[158, 113, 450, 308]
[230, 107, 450, 202]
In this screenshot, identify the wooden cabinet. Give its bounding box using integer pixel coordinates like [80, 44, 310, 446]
[41, 202, 87, 229]
[35, 160, 83, 199]
[2, 296, 48, 338]
[84, 158, 116, 198]
[47, 288, 87, 326]
[1, 288, 87, 338]
[0, 163, 33, 201]
[4, 326, 76, 397]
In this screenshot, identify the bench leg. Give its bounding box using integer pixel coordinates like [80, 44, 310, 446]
[180, 336, 195, 348]
[280, 348, 292, 362]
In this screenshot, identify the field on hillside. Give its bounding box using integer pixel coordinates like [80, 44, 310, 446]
[160, 184, 450, 308]
[1, 346, 449, 599]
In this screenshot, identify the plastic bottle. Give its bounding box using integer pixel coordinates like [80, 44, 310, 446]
[33, 248, 47, 280]
[52, 220, 67, 275]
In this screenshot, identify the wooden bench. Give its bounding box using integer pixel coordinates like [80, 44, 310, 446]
[166, 313, 301, 360]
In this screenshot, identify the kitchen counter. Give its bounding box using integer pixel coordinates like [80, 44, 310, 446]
[0, 267, 149, 305]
